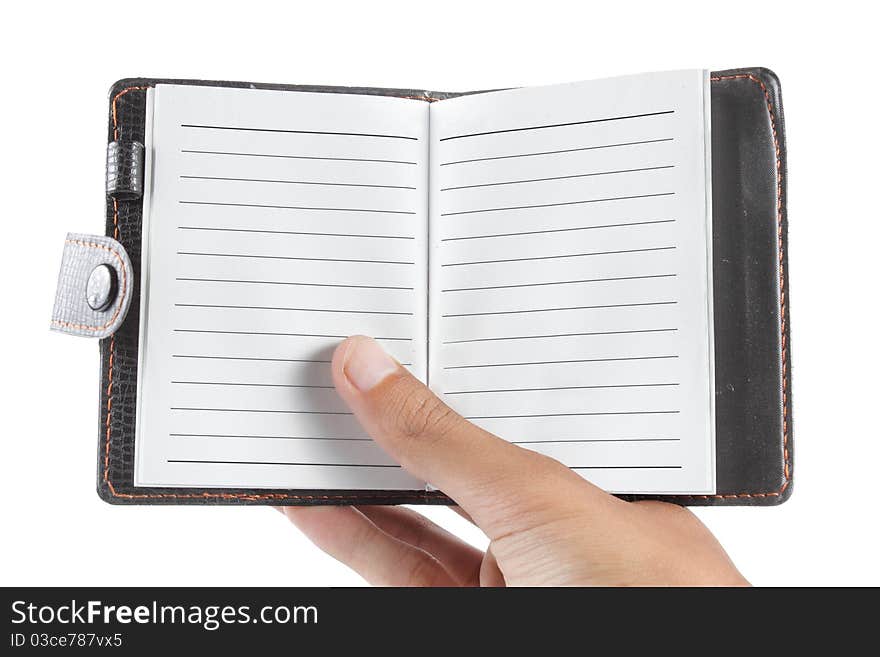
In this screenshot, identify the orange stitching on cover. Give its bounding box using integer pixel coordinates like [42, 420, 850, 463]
[111, 86, 147, 141]
[112, 199, 119, 240]
[104, 338, 115, 489]
[51, 239, 127, 332]
[104, 76, 789, 502]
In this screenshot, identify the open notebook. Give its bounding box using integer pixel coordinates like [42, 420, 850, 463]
[134, 70, 716, 495]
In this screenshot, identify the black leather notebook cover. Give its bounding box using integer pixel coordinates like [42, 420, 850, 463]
[98, 68, 791, 506]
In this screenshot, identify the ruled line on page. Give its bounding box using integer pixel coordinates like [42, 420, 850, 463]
[440, 192, 675, 216]
[442, 328, 678, 344]
[170, 407, 354, 416]
[177, 226, 416, 240]
[166, 459, 678, 470]
[173, 329, 412, 341]
[444, 383, 680, 395]
[441, 220, 676, 242]
[180, 123, 418, 140]
[438, 110, 675, 141]
[171, 381, 336, 389]
[171, 433, 372, 441]
[439, 165, 674, 192]
[170, 354, 413, 366]
[171, 355, 331, 363]
[177, 252, 415, 265]
[441, 246, 676, 268]
[443, 355, 678, 370]
[465, 410, 680, 419]
[174, 303, 414, 316]
[569, 466, 682, 470]
[175, 277, 414, 291]
[179, 200, 417, 215]
[441, 301, 677, 318]
[439, 138, 674, 166]
[167, 459, 402, 468]
[442, 275, 677, 293]
[182, 149, 418, 165]
[511, 438, 680, 445]
[180, 175, 417, 190]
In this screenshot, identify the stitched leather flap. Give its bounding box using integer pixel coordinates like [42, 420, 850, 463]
[50, 232, 134, 339]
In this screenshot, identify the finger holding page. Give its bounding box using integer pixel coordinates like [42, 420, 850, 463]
[330, 335, 620, 539]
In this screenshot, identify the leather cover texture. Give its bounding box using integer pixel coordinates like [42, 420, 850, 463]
[106, 141, 145, 200]
[98, 69, 791, 505]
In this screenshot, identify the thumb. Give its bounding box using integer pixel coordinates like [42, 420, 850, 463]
[331, 335, 609, 537]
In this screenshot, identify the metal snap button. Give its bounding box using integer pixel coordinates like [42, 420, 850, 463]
[86, 264, 118, 312]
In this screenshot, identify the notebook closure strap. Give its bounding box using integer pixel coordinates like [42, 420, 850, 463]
[50, 232, 133, 339]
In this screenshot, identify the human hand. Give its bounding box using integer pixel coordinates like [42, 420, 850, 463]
[277, 335, 748, 586]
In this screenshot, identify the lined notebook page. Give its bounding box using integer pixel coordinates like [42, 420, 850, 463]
[428, 71, 715, 494]
[135, 85, 428, 489]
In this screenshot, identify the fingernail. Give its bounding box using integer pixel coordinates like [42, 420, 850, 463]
[343, 336, 399, 392]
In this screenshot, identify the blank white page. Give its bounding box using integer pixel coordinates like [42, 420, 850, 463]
[428, 71, 714, 494]
[135, 85, 428, 489]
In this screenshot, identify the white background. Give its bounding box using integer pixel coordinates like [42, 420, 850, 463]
[1, 0, 877, 586]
